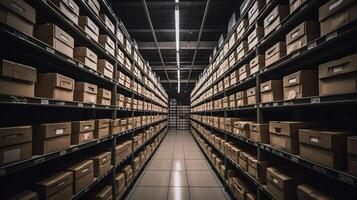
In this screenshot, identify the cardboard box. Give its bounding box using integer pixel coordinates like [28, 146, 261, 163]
[236, 91, 247, 107]
[246, 87, 256, 105]
[35, 73, 75, 101]
[35, 23, 74, 58]
[236, 41, 248, 60]
[95, 185, 112, 200]
[260, 80, 283, 103]
[265, 41, 286, 67]
[286, 20, 319, 55]
[264, 4, 289, 36]
[230, 70, 239, 86]
[97, 88, 111, 105]
[71, 120, 94, 144]
[0, 126, 32, 166]
[269, 121, 319, 154]
[121, 165, 133, 185]
[228, 51, 236, 68]
[237, 19, 249, 39]
[348, 136, 357, 176]
[249, 123, 269, 143]
[100, 13, 114, 33]
[283, 70, 318, 100]
[87, 0, 100, 15]
[117, 49, 124, 65]
[37, 171, 73, 199]
[318, 53, 357, 96]
[239, 152, 250, 171]
[94, 119, 109, 139]
[125, 39, 132, 55]
[319, 0, 357, 37]
[246, 193, 256, 200]
[247, 26, 264, 51]
[229, 94, 236, 108]
[110, 119, 120, 135]
[78, 16, 97, 41]
[51, 0, 79, 25]
[229, 32, 236, 49]
[297, 184, 332, 200]
[299, 129, 350, 169]
[74, 82, 97, 104]
[116, 28, 124, 44]
[74, 47, 97, 71]
[239, 64, 250, 81]
[248, 0, 266, 24]
[0, 0, 36, 36]
[99, 34, 115, 56]
[224, 76, 231, 88]
[0, 59, 37, 97]
[289, 0, 307, 13]
[7, 190, 38, 200]
[91, 151, 111, 177]
[97, 59, 113, 79]
[266, 167, 300, 200]
[230, 146, 241, 163]
[33, 122, 71, 154]
[115, 173, 125, 196]
[250, 55, 265, 74]
[248, 156, 269, 183]
[67, 160, 94, 193]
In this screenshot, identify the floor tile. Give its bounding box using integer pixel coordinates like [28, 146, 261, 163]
[130, 187, 168, 200]
[172, 160, 186, 171]
[168, 187, 190, 200]
[148, 160, 172, 171]
[187, 171, 220, 187]
[170, 171, 188, 186]
[189, 187, 227, 200]
[154, 151, 173, 160]
[185, 160, 209, 171]
[139, 171, 171, 186]
[173, 151, 185, 159]
[184, 151, 203, 160]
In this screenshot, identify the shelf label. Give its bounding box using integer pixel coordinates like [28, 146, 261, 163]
[273, 102, 278, 107]
[291, 51, 300, 58]
[46, 47, 55, 54]
[313, 165, 327, 175]
[78, 103, 83, 107]
[291, 157, 299, 163]
[40, 99, 49, 105]
[91, 105, 95, 108]
[56, 101, 65, 106]
[308, 42, 317, 50]
[283, 101, 293, 105]
[60, 150, 66, 156]
[34, 157, 45, 164]
[311, 97, 320, 103]
[339, 174, 354, 185]
[72, 147, 79, 152]
[326, 31, 338, 41]
[78, 63, 84, 68]
[97, 140, 100, 144]
[67, 58, 75, 64]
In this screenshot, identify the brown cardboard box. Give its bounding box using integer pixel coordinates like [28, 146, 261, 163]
[289, 0, 307, 13]
[239, 64, 250, 81]
[67, 160, 94, 194]
[230, 146, 241, 163]
[264, 4, 289, 36]
[35, 73, 74, 101]
[97, 60, 113, 79]
[71, 120, 94, 144]
[0, 0, 36, 36]
[250, 55, 265, 74]
[0, 59, 37, 97]
[283, 70, 318, 100]
[0, 126, 32, 166]
[248, 26, 264, 51]
[246, 193, 256, 200]
[248, 0, 266, 24]
[94, 119, 109, 139]
[269, 121, 319, 154]
[110, 119, 120, 135]
[222, 97, 228, 108]
[248, 156, 269, 183]
[286, 20, 319, 55]
[125, 39, 132, 55]
[249, 123, 269, 143]
[120, 119, 127, 132]
[33, 122, 71, 154]
[266, 167, 300, 200]
[237, 19, 249, 40]
[74, 47, 97, 71]
[236, 91, 247, 107]
[299, 129, 350, 169]
[91, 151, 111, 177]
[97, 88, 111, 105]
[87, 0, 100, 15]
[78, 16, 99, 42]
[225, 118, 240, 133]
[229, 32, 236, 49]
[239, 152, 250, 171]
[99, 34, 115, 56]
[229, 94, 236, 108]
[37, 171, 73, 199]
[116, 28, 124, 44]
[318, 53, 357, 96]
[228, 51, 236, 68]
[224, 76, 230, 88]
[246, 87, 256, 105]
[35, 23, 74, 58]
[74, 82, 97, 104]
[8, 190, 38, 200]
[297, 184, 332, 200]
[348, 136, 357, 176]
[121, 165, 133, 185]
[100, 13, 114, 33]
[260, 80, 283, 103]
[50, 0, 79, 25]
[115, 173, 125, 196]
[236, 41, 248, 60]
[265, 41, 286, 67]
[117, 49, 124, 65]
[319, 0, 357, 37]
[95, 185, 112, 200]
[132, 156, 140, 173]
[117, 72, 125, 85]
[229, 177, 247, 200]
[230, 70, 239, 86]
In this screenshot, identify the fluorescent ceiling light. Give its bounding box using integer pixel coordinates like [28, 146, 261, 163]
[175, 0, 180, 93]
[177, 69, 180, 93]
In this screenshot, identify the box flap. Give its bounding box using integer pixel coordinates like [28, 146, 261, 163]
[0, 125, 32, 147]
[266, 167, 293, 190]
[319, 0, 355, 22]
[37, 171, 73, 197]
[98, 59, 114, 72]
[247, 87, 256, 96]
[299, 129, 349, 150]
[0, 0, 36, 24]
[98, 88, 111, 99]
[265, 42, 285, 60]
[79, 16, 99, 35]
[68, 160, 93, 179]
[318, 53, 357, 79]
[72, 120, 95, 132]
[54, 73, 74, 91]
[250, 55, 265, 67]
[1, 59, 37, 82]
[95, 118, 110, 128]
[35, 23, 74, 48]
[99, 34, 115, 49]
[264, 5, 279, 28]
[74, 47, 98, 63]
[75, 82, 98, 94]
[38, 122, 71, 139]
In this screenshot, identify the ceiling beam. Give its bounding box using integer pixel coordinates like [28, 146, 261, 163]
[161, 80, 196, 83]
[128, 28, 224, 33]
[151, 65, 205, 70]
[138, 41, 216, 50]
[113, 1, 234, 7]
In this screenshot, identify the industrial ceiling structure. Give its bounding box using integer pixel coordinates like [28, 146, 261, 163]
[112, 0, 243, 100]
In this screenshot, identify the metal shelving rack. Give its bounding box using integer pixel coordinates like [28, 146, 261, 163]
[189, 0, 357, 199]
[0, 0, 168, 199]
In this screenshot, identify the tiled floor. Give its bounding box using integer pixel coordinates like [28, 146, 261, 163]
[125, 130, 231, 200]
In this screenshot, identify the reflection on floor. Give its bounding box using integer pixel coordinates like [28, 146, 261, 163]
[125, 130, 231, 200]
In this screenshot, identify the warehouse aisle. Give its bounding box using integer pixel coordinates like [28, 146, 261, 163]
[125, 130, 231, 200]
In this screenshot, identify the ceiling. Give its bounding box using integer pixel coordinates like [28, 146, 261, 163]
[112, 0, 244, 100]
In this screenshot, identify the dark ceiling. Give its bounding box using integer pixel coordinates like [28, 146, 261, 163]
[111, 0, 243, 100]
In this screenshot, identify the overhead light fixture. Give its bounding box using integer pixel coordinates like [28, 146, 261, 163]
[175, 0, 180, 93]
